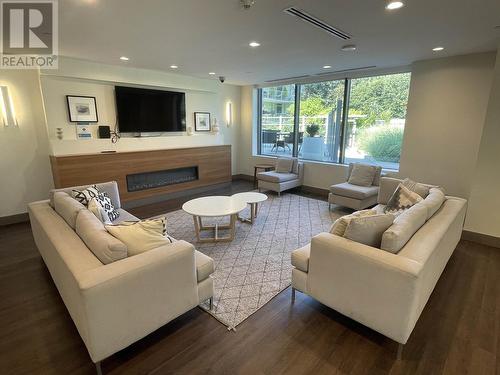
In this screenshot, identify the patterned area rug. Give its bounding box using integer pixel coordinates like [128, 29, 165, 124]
[164, 193, 348, 329]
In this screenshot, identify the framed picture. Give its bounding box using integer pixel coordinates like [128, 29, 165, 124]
[194, 112, 211, 132]
[66, 95, 98, 122]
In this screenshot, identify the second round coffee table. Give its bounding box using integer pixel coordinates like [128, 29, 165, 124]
[232, 192, 268, 224]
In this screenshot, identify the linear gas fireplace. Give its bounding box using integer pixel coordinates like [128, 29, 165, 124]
[126, 166, 199, 192]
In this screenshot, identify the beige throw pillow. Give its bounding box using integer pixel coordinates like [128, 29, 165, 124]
[402, 178, 430, 198]
[384, 184, 423, 215]
[420, 187, 446, 220]
[88, 198, 112, 225]
[348, 164, 376, 187]
[106, 217, 176, 256]
[330, 209, 377, 236]
[344, 214, 395, 247]
[76, 209, 127, 264]
[275, 157, 294, 173]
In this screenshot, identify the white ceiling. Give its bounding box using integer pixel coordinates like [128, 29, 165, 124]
[59, 0, 500, 85]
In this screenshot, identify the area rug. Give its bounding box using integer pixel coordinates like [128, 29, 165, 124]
[163, 193, 348, 330]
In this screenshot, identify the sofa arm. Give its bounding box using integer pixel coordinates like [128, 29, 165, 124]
[78, 240, 199, 362]
[308, 233, 423, 344]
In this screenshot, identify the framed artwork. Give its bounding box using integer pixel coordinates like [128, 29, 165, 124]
[194, 112, 211, 132]
[66, 95, 98, 122]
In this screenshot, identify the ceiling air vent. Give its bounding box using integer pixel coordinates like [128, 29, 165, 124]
[265, 75, 310, 83]
[314, 66, 377, 76]
[284, 7, 351, 40]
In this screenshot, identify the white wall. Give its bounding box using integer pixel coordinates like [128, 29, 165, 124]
[41, 57, 241, 172]
[465, 48, 500, 236]
[237, 52, 496, 197]
[0, 70, 53, 216]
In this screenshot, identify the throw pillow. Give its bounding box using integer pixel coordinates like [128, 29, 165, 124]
[330, 209, 377, 236]
[105, 217, 176, 256]
[402, 178, 430, 198]
[348, 163, 376, 187]
[53, 191, 86, 229]
[344, 214, 395, 248]
[384, 184, 423, 215]
[275, 157, 294, 173]
[88, 198, 112, 225]
[73, 185, 120, 222]
[420, 187, 446, 220]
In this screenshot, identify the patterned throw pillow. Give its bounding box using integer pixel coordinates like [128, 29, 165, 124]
[73, 185, 120, 222]
[384, 184, 423, 215]
[105, 217, 176, 256]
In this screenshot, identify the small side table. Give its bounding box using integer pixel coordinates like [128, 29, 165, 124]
[254, 164, 274, 188]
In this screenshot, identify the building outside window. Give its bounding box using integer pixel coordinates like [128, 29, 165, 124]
[257, 72, 411, 170]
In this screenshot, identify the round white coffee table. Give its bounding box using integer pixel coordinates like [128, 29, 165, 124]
[232, 192, 268, 224]
[182, 196, 247, 243]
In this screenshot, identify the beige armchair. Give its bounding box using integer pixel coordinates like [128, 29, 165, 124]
[257, 157, 304, 196]
[328, 163, 382, 210]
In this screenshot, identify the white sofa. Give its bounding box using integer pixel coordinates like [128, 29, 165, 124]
[28, 181, 214, 373]
[291, 177, 467, 353]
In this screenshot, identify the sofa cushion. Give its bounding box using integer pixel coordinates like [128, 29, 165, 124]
[49, 181, 121, 209]
[195, 250, 215, 282]
[53, 192, 86, 229]
[276, 157, 294, 173]
[420, 187, 446, 220]
[75, 209, 128, 264]
[348, 163, 382, 186]
[402, 178, 430, 199]
[344, 214, 395, 247]
[330, 209, 377, 236]
[291, 244, 310, 272]
[384, 184, 423, 215]
[380, 203, 428, 254]
[106, 217, 175, 256]
[330, 182, 379, 200]
[291, 157, 299, 175]
[257, 171, 298, 183]
[348, 163, 376, 187]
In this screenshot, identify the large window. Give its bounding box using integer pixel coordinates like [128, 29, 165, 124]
[258, 72, 411, 170]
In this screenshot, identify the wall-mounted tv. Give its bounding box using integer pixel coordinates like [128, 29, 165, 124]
[115, 86, 186, 133]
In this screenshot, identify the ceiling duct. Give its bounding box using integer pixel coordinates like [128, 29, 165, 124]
[314, 66, 377, 76]
[284, 7, 351, 40]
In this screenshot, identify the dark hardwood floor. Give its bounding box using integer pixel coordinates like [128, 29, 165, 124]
[0, 181, 498, 375]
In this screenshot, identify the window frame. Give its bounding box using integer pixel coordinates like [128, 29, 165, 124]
[256, 72, 410, 170]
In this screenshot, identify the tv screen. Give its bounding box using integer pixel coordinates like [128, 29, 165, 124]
[115, 86, 186, 133]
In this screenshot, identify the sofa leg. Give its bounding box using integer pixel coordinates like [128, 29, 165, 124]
[397, 343, 404, 360]
[95, 361, 103, 375]
[291, 287, 296, 303]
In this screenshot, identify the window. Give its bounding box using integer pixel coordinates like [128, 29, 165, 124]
[257, 72, 411, 170]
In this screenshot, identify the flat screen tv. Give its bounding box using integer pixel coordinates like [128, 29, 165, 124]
[115, 86, 186, 133]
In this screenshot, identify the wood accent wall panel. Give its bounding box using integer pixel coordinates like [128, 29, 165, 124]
[50, 145, 232, 202]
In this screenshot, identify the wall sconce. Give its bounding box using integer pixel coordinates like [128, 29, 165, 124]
[0, 85, 18, 127]
[225, 101, 233, 127]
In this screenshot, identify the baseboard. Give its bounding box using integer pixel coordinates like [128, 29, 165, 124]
[0, 212, 29, 226]
[300, 185, 330, 199]
[462, 230, 500, 249]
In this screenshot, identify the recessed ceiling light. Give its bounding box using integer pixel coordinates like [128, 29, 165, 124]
[209, 72, 216, 75]
[432, 46, 444, 52]
[249, 41, 261, 47]
[386, 1, 404, 10]
[323, 65, 332, 69]
[170, 65, 178, 69]
[119, 56, 129, 61]
[341, 44, 357, 52]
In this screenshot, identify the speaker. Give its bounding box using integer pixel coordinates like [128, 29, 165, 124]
[98, 126, 111, 139]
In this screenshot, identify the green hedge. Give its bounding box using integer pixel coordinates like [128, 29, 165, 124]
[358, 126, 403, 163]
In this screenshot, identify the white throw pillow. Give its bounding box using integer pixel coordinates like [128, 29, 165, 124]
[105, 217, 176, 256]
[330, 209, 377, 236]
[275, 157, 294, 173]
[343, 214, 395, 248]
[380, 203, 428, 254]
[420, 187, 446, 220]
[348, 164, 376, 187]
[88, 198, 112, 225]
[384, 184, 423, 215]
